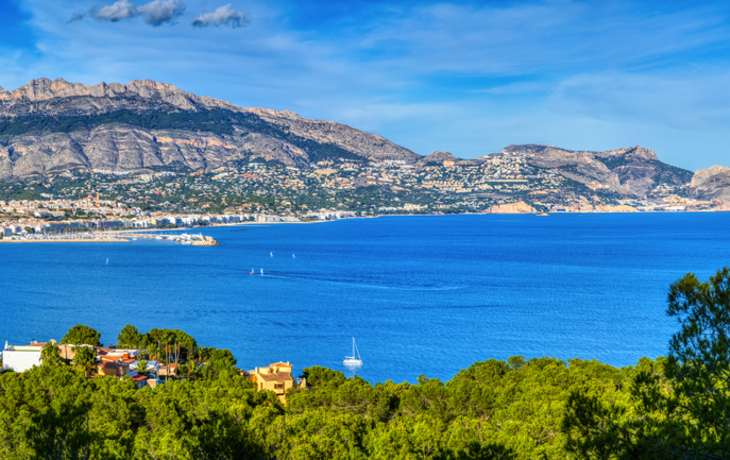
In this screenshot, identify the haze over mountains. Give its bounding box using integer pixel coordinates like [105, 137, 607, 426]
[0, 78, 727, 203]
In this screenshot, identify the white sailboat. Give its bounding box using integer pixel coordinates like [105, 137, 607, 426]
[343, 337, 362, 366]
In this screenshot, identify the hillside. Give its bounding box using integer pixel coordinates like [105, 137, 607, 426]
[2, 78, 728, 210]
[0, 78, 417, 180]
[501, 144, 693, 198]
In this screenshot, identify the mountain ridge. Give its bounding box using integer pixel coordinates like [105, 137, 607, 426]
[1, 78, 726, 204]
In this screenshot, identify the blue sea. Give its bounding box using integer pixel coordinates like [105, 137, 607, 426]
[2, 213, 730, 383]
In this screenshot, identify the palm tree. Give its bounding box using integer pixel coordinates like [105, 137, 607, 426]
[73, 346, 97, 378]
[40, 342, 62, 366]
[135, 354, 149, 376]
[147, 342, 161, 361]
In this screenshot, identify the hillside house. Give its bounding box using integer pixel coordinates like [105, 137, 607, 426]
[1, 341, 45, 372]
[249, 361, 295, 403]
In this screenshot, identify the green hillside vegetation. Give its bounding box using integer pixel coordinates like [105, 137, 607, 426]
[1, 268, 729, 459]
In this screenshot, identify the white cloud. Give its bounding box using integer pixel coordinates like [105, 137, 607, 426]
[91, 0, 183, 26]
[92, 0, 138, 21]
[137, 0, 185, 26]
[192, 4, 246, 28]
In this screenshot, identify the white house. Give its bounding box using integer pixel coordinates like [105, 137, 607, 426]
[2, 341, 44, 372]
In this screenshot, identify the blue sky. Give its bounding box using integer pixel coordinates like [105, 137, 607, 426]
[1, 0, 730, 170]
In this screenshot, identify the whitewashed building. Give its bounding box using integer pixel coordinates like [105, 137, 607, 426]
[2, 341, 44, 372]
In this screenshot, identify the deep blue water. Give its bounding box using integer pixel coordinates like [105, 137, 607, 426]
[2, 213, 730, 383]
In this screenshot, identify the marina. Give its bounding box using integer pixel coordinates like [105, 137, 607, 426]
[0, 231, 219, 245]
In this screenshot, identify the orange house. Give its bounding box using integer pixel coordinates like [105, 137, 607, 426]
[249, 361, 295, 403]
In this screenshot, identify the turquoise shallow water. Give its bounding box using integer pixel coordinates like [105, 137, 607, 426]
[2, 213, 730, 383]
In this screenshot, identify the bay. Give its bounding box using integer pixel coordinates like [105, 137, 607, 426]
[1, 213, 729, 383]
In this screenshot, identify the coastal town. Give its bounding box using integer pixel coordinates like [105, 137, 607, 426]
[1, 334, 298, 403]
[0, 151, 721, 240]
[0, 191, 354, 241]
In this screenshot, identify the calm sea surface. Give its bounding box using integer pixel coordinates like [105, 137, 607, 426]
[2, 213, 730, 383]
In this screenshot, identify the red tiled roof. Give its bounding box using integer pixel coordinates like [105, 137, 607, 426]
[256, 371, 292, 382]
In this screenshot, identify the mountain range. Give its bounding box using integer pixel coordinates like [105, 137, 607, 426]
[0, 78, 728, 203]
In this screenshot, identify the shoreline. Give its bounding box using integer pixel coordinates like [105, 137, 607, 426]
[0, 238, 128, 243]
[2, 210, 729, 243]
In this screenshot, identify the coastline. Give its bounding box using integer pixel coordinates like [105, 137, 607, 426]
[3, 210, 729, 243]
[0, 238, 128, 243]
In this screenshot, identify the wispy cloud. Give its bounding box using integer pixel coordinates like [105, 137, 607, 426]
[192, 4, 246, 28]
[549, 71, 730, 128]
[68, 12, 85, 23]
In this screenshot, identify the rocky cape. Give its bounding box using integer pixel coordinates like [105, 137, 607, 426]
[689, 165, 730, 203]
[1, 77, 726, 202]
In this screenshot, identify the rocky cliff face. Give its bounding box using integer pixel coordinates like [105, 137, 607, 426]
[482, 201, 537, 214]
[0, 125, 311, 180]
[689, 165, 730, 203]
[504, 144, 693, 198]
[0, 78, 417, 179]
[0, 78, 240, 113]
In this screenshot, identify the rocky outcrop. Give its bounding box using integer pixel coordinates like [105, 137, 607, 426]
[504, 144, 692, 198]
[416, 151, 482, 169]
[482, 201, 537, 214]
[0, 78, 236, 112]
[0, 78, 417, 179]
[689, 165, 730, 203]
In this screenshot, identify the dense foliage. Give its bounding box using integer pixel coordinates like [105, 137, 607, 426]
[60, 324, 102, 347]
[2, 268, 730, 459]
[0, 353, 637, 459]
[563, 268, 730, 459]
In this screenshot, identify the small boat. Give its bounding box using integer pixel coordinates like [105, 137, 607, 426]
[270, 252, 273, 257]
[343, 337, 362, 366]
[292, 254, 296, 258]
[249, 268, 254, 275]
[260, 268, 264, 276]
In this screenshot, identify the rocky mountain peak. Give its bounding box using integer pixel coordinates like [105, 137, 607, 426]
[596, 145, 658, 161]
[503, 144, 559, 155]
[0, 77, 238, 112]
[689, 165, 730, 203]
[690, 164, 730, 187]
